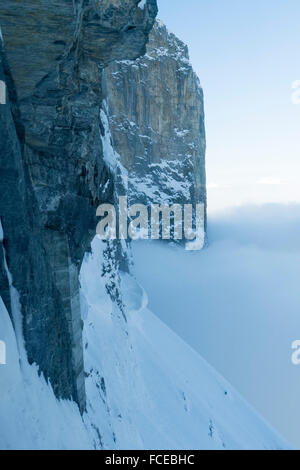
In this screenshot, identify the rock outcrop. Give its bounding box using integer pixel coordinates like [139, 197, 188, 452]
[0, 0, 157, 412]
[103, 20, 207, 220]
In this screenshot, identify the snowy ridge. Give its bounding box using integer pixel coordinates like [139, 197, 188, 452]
[0, 227, 291, 448]
[80, 237, 291, 450]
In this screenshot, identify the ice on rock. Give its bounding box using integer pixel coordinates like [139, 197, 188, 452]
[138, 0, 147, 10]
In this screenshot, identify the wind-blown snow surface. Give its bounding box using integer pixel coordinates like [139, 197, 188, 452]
[0, 294, 91, 450]
[80, 237, 289, 450]
[132, 203, 300, 449]
[0, 224, 290, 449]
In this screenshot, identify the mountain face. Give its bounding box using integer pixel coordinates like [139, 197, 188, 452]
[0, 0, 157, 411]
[0, 234, 290, 449]
[104, 20, 207, 218]
[0, 2, 290, 451]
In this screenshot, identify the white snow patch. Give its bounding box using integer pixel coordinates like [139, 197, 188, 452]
[174, 128, 190, 138]
[138, 0, 147, 10]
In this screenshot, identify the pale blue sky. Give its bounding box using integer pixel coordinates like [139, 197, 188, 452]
[158, 0, 300, 212]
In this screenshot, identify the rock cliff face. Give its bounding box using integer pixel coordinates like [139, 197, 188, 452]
[103, 21, 206, 216]
[0, 5, 293, 453]
[0, 1, 206, 416]
[0, 0, 157, 411]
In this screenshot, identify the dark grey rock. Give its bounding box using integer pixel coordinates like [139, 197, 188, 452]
[0, 0, 157, 412]
[104, 21, 207, 225]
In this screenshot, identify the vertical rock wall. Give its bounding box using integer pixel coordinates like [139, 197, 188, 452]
[0, 0, 157, 411]
[104, 21, 207, 218]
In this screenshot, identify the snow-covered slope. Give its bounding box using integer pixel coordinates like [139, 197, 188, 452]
[0, 227, 290, 449]
[80, 237, 290, 450]
[0, 293, 90, 450]
[132, 205, 300, 448]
